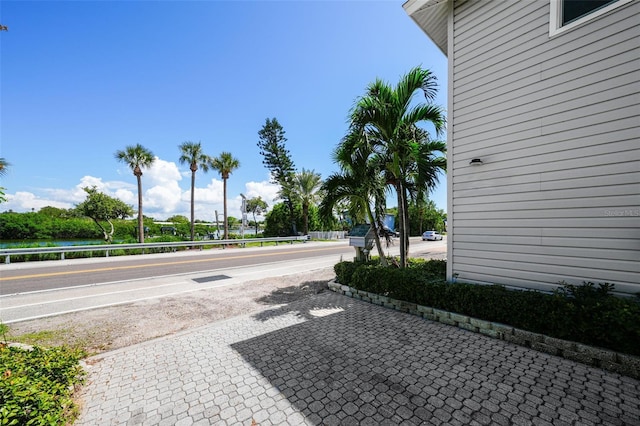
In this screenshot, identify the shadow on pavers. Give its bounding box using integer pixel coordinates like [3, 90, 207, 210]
[256, 280, 329, 305]
[233, 293, 637, 425]
[234, 297, 432, 424]
[253, 280, 335, 322]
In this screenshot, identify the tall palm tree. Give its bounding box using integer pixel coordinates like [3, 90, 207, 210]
[210, 152, 240, 239]
[376, 125, 446, 251]
[351, 67, 445, 268]
[406, 131, 447, 205]
[178, 141, 211, 241]
[291, 169, 322, 235]
[403, 130, 447, 234]
[114, 144, 155, 243]
[320, 129, 389, 265]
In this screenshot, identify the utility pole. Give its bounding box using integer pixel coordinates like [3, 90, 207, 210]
[214, 210, 220, 239]
[240, 194, 247, 239]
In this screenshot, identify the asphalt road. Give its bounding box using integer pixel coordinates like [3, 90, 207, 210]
[0, 241, 354, 295]
[0, 238, 446, 323]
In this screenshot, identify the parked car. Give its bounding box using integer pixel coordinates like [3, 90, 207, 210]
[380, 227, 399, 238]
[422, 231, 443, 241]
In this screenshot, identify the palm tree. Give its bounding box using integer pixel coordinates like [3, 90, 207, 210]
[403, 131, 446, 234]
[320, 129, 389, 265]
[406, 130, 447, 207]
[291, 169, 322, 235]
[375, 125, 446, 250]
[178, 141, 211, 241]
[351, 67, 445, 267]
[0, 158, 10, 204]
[0, 158, 9, 176]
[210, 152, 240, 239]
[114, 144, 155, 243]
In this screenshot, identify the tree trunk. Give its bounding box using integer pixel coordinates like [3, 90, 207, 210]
[396, 183, 407, 268]
[107, 219, 115, 243]
[92, 217, 110, 243]
[254, 212, 259, 236]
[190, 171, 196, 241]
[223, 178, 228, 239]
[286, 199, 297, 236]
[303, 202, 309, 235]
[137, 175, 144, 244]
[403, 189, 410, 260]
[366, 204, 388, 267]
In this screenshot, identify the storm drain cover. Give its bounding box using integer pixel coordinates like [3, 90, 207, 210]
[192, 275, 231, 283]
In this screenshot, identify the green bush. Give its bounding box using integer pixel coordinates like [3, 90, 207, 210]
[0, 344, 86, 425]
[334, 260, 640, 356]
[334, 259, 379, 286]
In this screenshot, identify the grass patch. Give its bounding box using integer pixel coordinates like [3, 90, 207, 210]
[7, 324, 114, 356]
[10, 329, 70, 346]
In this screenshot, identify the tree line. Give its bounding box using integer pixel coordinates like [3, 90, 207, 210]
[0, 198, 444, 242]
[1, 67, 447, 255]
[0, 208, 253, 242]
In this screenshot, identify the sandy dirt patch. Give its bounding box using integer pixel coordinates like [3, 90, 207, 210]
[6, 268, 336, 354]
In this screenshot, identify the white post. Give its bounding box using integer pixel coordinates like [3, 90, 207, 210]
[240, 194, 247, 240]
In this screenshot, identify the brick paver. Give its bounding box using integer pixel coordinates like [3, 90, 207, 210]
[77, 292, 640, 425]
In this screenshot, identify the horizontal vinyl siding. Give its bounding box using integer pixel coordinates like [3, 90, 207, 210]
[450, 0, 640, 295]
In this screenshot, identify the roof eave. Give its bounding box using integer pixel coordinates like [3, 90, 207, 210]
[403, 0, 449, 57]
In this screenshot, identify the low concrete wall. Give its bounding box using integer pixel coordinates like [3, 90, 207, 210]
[328, 281, 640, 380]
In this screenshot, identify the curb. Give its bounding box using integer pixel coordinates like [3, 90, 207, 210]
[328, 280, 640, 380]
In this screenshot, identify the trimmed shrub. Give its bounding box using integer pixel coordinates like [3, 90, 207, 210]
[334, 260, 640, 356]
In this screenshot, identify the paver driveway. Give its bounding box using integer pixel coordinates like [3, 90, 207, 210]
[77, 292, 640, 425]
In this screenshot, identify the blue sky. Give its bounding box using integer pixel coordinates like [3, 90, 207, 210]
[0, 0, 447, 223]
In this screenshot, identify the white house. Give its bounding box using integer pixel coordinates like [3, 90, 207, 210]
[404, 0, 639, 295]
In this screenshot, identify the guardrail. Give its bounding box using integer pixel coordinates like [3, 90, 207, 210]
[0, 236, 310, 264]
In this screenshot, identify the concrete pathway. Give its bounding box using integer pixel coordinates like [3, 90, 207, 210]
[77, 291, 640, 426]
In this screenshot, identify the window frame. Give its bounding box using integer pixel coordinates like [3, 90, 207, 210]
[549, 0, 633, 37]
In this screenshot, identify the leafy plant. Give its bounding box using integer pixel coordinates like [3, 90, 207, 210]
[0, 345, 86, 425]
[0, 322, 8, 344]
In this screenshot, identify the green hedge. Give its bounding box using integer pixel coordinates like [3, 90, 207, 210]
[0, 344, 86, 425]
[334, 260, 640, 356]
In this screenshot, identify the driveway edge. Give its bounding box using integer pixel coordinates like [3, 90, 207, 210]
[328, 280, 640, 380]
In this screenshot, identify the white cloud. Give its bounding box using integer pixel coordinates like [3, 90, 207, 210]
[194, 179, 224, 204]
[123, 158, 188, 219]
[244, 180, 280, 206]
[1, 161, 285, 224]
[3, 191, 73, 212]
[145, 157, 182, 187]
[114, 188, 136, 205]
[187, 179, 226, 223]
[145, 181, 183, 215]
[77, 175, 106, 191]
[37, 176, 137, 209]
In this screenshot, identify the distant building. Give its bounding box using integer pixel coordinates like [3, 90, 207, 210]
[404, 0, 639, 295]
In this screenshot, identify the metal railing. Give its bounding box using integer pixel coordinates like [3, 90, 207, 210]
[0, 236, 310, 264]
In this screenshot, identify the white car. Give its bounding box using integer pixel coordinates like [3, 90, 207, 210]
[422, 231, 443, 241]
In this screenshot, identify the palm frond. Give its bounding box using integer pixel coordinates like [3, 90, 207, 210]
[401, 104, 446, 136]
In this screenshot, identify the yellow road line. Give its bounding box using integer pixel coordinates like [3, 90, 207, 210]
[0, 246, 342, 281]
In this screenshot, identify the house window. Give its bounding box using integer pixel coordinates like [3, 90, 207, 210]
[562, 0, 617, 25]
[549, 0, 633, 36]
